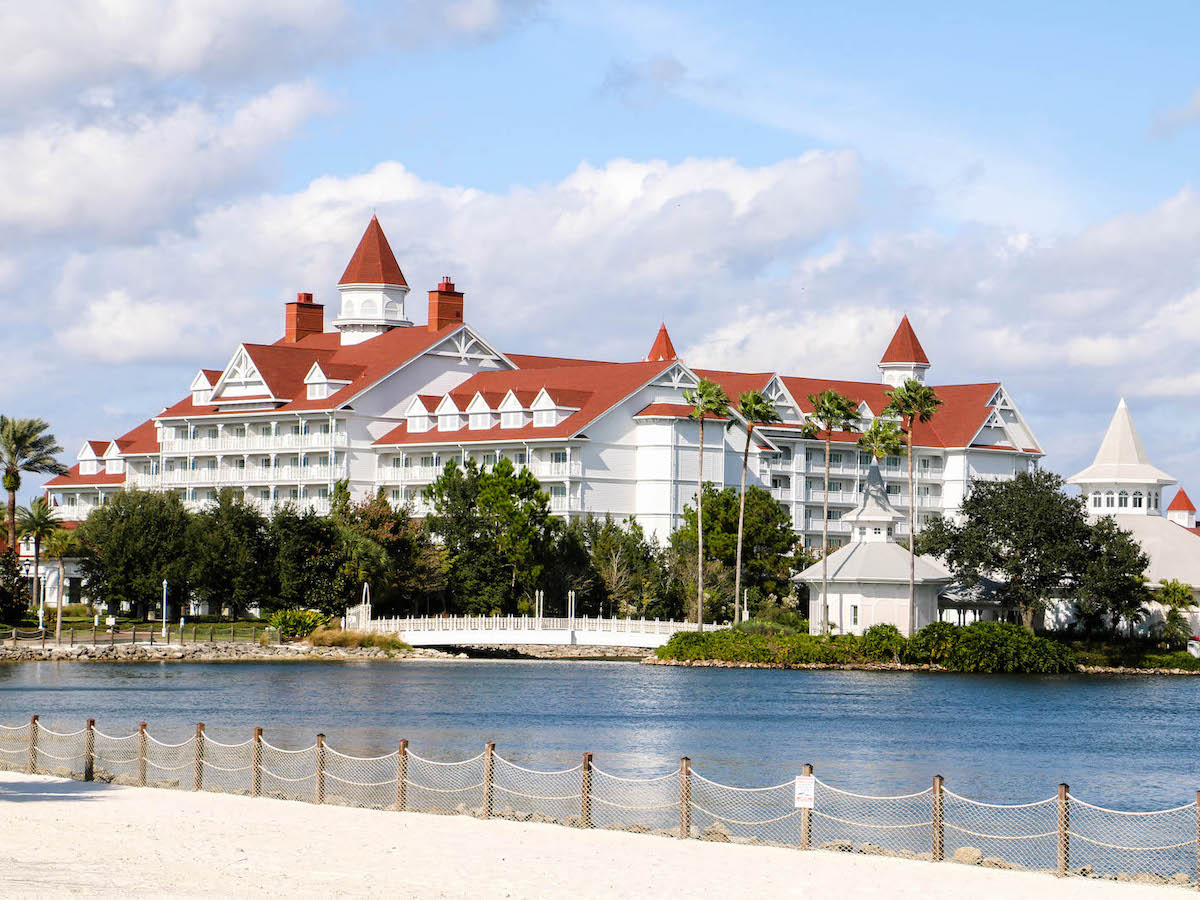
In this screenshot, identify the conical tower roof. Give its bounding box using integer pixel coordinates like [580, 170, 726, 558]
[644, 323, 677, 362]
[880, 315, 929, 365]
[1067, 399, 1175, 487]
[339, 215, 408, 287]
[1168, 489, 1195, 513]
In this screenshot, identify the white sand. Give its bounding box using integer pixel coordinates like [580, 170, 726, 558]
[0, 773, 1175, 899]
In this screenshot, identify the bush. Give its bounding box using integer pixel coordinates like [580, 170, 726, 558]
[905, 622, 960, 664]
[268, 609, 330, 640]
[307, 626, 412, 651]
[945, 622, 1075, 674]
[737, 617, 809, 637]
[860, 624, 907, 662]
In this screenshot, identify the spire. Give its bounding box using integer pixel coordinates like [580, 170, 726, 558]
[339, 215, 408, 286]
[843, 462, 904, 542]
[645, 323, 677, 362]
[1167, 489, 1195, 513]
[1067, 398, 1176, 489]
[880, 315, 929, 365]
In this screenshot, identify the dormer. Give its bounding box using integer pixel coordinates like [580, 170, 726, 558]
[531, 388, 586, 428]
[499, 390, 534, 429]
[102, 441, 125, 475]
[190, 370, 218, 405]
[78, 441, 106, 476]
[405, 395, 439, 433]
[466, 393, 500, 430]
[333, 216, 412, 345]
[878, 316, 931, 387]
[304, 362, 354, 401]
[435, 396, 465, 432]
[854, 401, 874, 432]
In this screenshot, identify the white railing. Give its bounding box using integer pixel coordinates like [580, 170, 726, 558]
[161, 433, 347, 454]
[803, 519, 851, 533]
[532, 459, 583, 477]
[549, 494, 569, 512]
[769, 487, 792, 502]
[360, 615, 705, 637]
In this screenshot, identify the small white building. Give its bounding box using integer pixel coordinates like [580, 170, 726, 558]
[798, 463, 951, 636]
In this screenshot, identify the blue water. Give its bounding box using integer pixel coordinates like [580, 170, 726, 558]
[1, 660, 1196, 808]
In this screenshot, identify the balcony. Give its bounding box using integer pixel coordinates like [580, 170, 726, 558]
[803, 519, 851, 534]
[532, 459, 582, 478]
[806, 489, 858, 505]
[768, 486, 792, 502]
[381, 465, 442, 483]
[549, 494, 570, 512]
[161, 431, 348, 454]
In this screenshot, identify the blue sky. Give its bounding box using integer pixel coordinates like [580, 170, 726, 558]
[3, 0, 1200, 498]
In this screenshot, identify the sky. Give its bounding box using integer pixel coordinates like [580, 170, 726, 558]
[4, 0, 1200, 500]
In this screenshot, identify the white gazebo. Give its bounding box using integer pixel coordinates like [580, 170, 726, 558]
[798, 462, 951, 637]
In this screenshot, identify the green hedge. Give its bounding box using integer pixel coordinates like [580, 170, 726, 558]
[657, 621, 1078, 674]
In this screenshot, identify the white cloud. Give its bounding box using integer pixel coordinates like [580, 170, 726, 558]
[1152, 88, 1200, 138]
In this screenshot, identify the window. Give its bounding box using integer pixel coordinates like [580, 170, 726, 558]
[781, 446, 793, 461]
[886, 456, 901, 468]
[859, 452, 871, 466]
[1133, 491, 1143, 509]
[828, 481, 843, 493]
[482, 453, 496, 468]
[549, 485, 567, 498]
[1092, 492, 1102, 508]
[515, 452, 527, 467]
[420, 455, 435, 469]
[1154, 492, 1160, 510]
[501, 411, 524, 428]
[1105, 491, 1115, 508]
[259, 490, 270, 501]
[873, 527, 882, 535]
[851, 605, 858, 626]
[470, 413, 490, 430]
[887, 527, 894, 538]
[438, 415, 460, 431]
[827, 509, 841, 520]
[886, 484, 900, 496]
[534, 410, 555, 427]
[858, 527, 866, 538]
[1118, 490, 1128, 508]
[65, 495, 77, 507]
[830, 452, 842, 465]
[234, 458, 246, 470]
[551, 450, 568, 464]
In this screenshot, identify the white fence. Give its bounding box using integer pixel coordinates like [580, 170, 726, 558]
[3, 717, 1197, 888]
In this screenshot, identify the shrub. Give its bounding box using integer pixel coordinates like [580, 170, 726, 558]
[268, 609, 330, 640]
[945, 622, 1075, 674]
[860, 624, 907, 662]
[737, 617, 809, 637]
[905, 622, 960, 664]
[307, 626, 412, 651]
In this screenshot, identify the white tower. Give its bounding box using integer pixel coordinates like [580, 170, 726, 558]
[878, 316, 930, 387]
[1067, 398, 1176, 516]
[843, 462, 905, 543]
[333, 215, 412, 345]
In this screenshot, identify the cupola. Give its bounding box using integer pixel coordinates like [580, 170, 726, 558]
[333, 215, 412, 345]
[878, 316, 930, 387]
[1067, 399, 1176, 516]
[1167, 489, 1196, 530]
[644, 323, 678, 362]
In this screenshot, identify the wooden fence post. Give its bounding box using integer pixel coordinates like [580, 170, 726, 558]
[396, 739, 408, 811]
[315, 734, 326, 804]
[482, 742, 495, 818]
[679, 757, 692, 839]
[193, 723, 205, 791]
[932, 775, 944, 861]
[27, 715, 38, 774]
[83, 719, 95, 782]
[581, 752, 593, 828]
[800, 763, 813, 850]
[1057, 783, 1070, 877]
[251, 728, 262, 798]
[137, 722, 147, 786]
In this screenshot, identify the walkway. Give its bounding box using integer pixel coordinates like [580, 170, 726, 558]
[0, 773, 1169, 899]
[351, 614, 706, 649]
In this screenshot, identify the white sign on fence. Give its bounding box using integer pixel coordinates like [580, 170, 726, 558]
[794, 775, 815, 809]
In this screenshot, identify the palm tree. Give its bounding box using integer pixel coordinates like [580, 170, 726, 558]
[801, 389, 859, 635]
[883, 379, 944, 636]
[857, 419, 906, 466]
[43, 528, 81, 642]
[682, 378, 730, 629]
[732, 390, 781, 625]
[17, 497, 60, 627]
[0, 417, 66, 551]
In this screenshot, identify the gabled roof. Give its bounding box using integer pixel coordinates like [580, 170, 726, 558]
[504, 353, 613, 369]
[45, 463, 127, 488]
[84, 441, 107, 457]
[339, 215, 407, 286]
[880, 315, 929, 366]
[1068, 399, 1176, 487]
[1168, 489, 1196, 513]
[693, 369, 775, 408]
[634, 403, 729, 421]
[645, 324, 677, 362]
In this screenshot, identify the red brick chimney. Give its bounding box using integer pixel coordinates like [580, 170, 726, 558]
[428, 277, 464, 332]
[285, 292, 324, 343]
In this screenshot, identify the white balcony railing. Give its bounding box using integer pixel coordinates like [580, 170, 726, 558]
[549, 494, 569, 512]
[161, 432, 348, 455]
[532, 459, 582, 478]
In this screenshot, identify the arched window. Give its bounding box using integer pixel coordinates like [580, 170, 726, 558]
[1132, 491, 1143, 509]
[1092, 492, 1102, 508]
[1105, 491, 1115, 508]
[1154, 492, 1160, 510]
[1118, 490, 1128, 508]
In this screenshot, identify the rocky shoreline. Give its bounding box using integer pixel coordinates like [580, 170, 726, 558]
[643, 657, 1200, 676]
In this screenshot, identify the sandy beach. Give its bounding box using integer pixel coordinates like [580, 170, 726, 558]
[0, 772, 1178, 899]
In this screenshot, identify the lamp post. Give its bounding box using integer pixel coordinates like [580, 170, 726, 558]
[161, 579, 168, 637]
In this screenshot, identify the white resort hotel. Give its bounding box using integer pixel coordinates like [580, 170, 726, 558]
[46, 216, 1045, 550]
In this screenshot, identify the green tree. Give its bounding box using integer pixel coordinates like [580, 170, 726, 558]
[733, 390, 781, 624]
[269, 506, 344, 615]
[333, 490, 427, 615]
[800, 389, 858, 634]
[682, 378, 731, 628]
[1158, 578, 1196, 647]
[883, 379, 944, 636]
[1075, 517, 1151, 638]
[920, 470, 1091, 631]
[0, 417, 66, 551]
[17, 497, 59, 623]
[0, 549, 26, 625]
[190, 488, 276, 618]
[43, 528, 82, 640]
[856, 418, 906, 464]
[77, 490, 193, 620]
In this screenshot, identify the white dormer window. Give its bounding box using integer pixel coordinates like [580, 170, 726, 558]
[470, 412, 490, 430]
[534, 410, 555, 427]
[409, 415, 432, 433]
[439, 414, 461, 431]
[502, 411, 524, 428]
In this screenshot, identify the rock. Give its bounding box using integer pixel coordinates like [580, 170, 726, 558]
[700, 822, 732, 842]
[983, 857, 1016, 870]
[953, 846, 983, 865]
[1171, 873, 1193, 885]
[1131, 873, 1168, 885]
[560, 815, 583, 828]
[819, 840, 854, 853]
[625, 823, 650, 834]
[1071, 866, 1093, 877]
[857, 843, 891, 856]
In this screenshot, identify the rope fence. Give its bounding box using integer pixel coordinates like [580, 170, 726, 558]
[2, 714, 1197, 890]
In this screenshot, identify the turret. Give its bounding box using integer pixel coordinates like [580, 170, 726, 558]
[878, 315, 930, 387]
[332, 215, 412, 345]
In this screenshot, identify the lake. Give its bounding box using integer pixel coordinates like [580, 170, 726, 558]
[1, 660, 1196, 808]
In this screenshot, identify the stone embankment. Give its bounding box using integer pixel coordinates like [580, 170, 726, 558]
[450, 644, 650, 660]
[645, 658, 1200, 676]
[0, 643, 459, 663]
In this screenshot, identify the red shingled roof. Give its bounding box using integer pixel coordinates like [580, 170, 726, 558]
[645, 324, 677, 362]
[84, 441, 108, 457]
[1168, 489, 1196, 513]
[44, 464, 127, 488]
[880, 316, 929, 365]
[113, 418, 160, 455]
[339, 215, 407, 286]
[634, 403, 729, 421]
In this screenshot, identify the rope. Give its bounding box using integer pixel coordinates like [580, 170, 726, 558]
[0, 724, 29, 731]
[260, 768, 315, 783]
[811, 811, 934, 830]
[1066, 796, 1199, 816]
[0, 746, 26, 755]
[93, 730, 137, 741]
[944, 790, 1056, 809]
[1067, 832, 1199, 852]
[147, 736, 194, 749]
[95, 755, 139, 765]
[260, 740, 316, 754]
[34, 748, 81, 761]
[589, 767, 678, 783]
[691, 772, 794, 792]
[36, 728, 86, 738]
[588, 796, 680, 812]
[407, 752, 485, 766]
[814, 779, 933, 801]
[324, 772, 397, 787]
[201, 736, 253, 749]
[403, 779, 485, 794]
[493, 754, 582, 775]
[147, 761, 194, 772]
[492, 784, 582, 802]
[324, 745, 398, 762]
[201, 760, 251, 773]
[690, 804, 802, 826]
[944, 823, 1058, 841]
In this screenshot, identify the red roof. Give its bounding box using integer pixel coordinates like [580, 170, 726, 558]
[1168, 489, 1196, 513]
[645, 324, 677, 362]
[85, 441, 108, 457]
[693, 369, 774, 405]
[505, 353, 613, 369]
[44, 464, 128, 488]
[635, 403, 729, 421]
[339, 215, 407, 286]
[113, 418, 160, 455]
[880, 316, 930, 366]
